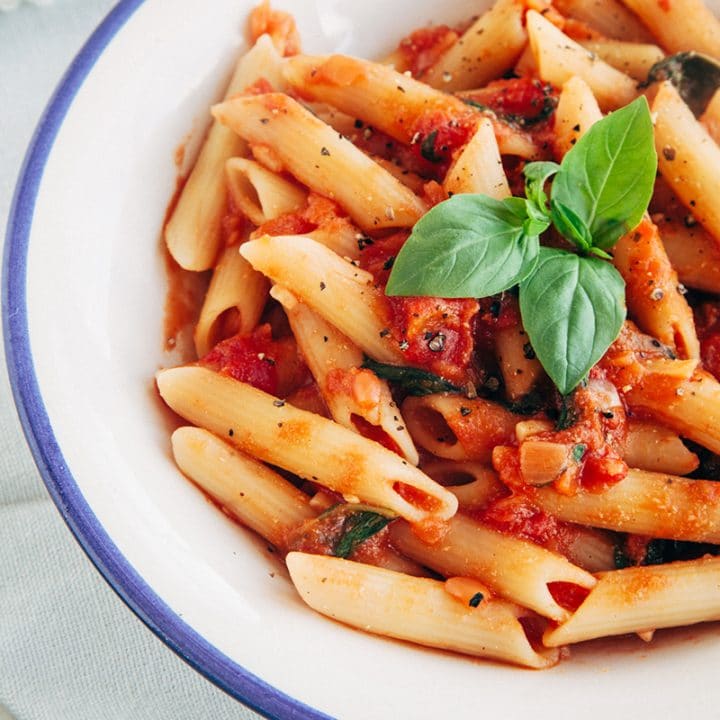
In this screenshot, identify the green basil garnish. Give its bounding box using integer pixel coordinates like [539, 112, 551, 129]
[386, 96, 655, 395]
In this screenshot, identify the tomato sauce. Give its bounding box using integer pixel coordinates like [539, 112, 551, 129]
[396, 25, 459, 78]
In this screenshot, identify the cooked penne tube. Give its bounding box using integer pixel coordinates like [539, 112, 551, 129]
[286, 552, 559, 668]
[625, 368, 720, 455]
[578, 40, 664, 80]
[240, 234, 404, 363]
[225, 158, 306, 226]
[613, 218, 699, 359]
[390, 514, 596, 621]
[171, 426, 315, 549]
[563, 527, 617, 573]
[212, 93, 426, 232]
[653, 82, 720, 245]
[165, 34, 285, 271]
[193, 243, 269, 358]
[421, 460, 505, 510]
[622, 421, 699, 475]
[527, 10, 638, 111]
[700, 89, 720, 145]
[619, 0, 720, 60]
[495, 324, 544, 401]
[402, 394, 518, 462]
[282, 53, 470, 145]
[656, 215, 720, 294]
[553, 0, 655, 42]
[553, 75, 603, 159]
[515, 417, 698, 475]
[529, 468, 720, 542]
[156, 366, 457, 526]
[422, 0, 527, 91]
[544, 557, 720, 646]
[270, 285, 419, 464]
[442, 118, 510, 200]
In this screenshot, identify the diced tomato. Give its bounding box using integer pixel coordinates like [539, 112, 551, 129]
[254, 192, 347, 238]
[396, 25, 459, 78]
[408, 109, 477, 173]
[463, 77, 557, 125]
[481, 495, 562, 547]
[201, 324, 307, 396]
[386, 296, 479, 384]
[548, 582, 590, 612]
[358, 231, 409, 284]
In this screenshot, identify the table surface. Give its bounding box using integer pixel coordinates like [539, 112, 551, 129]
[0, 2, 264, 718]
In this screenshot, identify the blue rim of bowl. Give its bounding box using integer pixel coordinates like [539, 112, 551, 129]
[1, 3, 333, 719]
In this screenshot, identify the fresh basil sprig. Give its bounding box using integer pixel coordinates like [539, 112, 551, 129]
[386, 96, 656, 395]
[361, 357, 461, 396]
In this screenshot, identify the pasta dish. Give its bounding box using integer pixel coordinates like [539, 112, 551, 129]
[157, 0, 720, 669]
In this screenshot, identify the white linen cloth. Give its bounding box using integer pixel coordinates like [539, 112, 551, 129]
[0, 2, 263, 718]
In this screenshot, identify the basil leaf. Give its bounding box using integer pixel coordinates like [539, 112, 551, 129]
[361, 357, 461, 396]
[334, 510, 393, 559]
[641, 52, 720, 116]
[519, 248, 626, 395]
[523, 160, 560, 215]
[551, 96, 657, 250]
[550, 199, 593, 252]
[420, 129, 444, 163]
[386, 194, 539, 298]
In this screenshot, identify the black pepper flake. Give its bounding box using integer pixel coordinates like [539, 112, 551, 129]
[397, 85, 406, 93]
[354, 118, 364, 128]
[320, 281, 327, 291]
[468, 592, 484, 608]
[601, 411, 614, 419]
[228, 429, 234, 437]
[273, 399, 285, 408]
[277, 422, 283, 428]
[263, 357, 275, 366]
[662, 146, 676, 161]
[522, 342, 536, 360]
[323, 335, 329, 343]
[572, 123, 581, 132]
[460, 406, 472, 416]
[396, 425, 405, 432]
[260, 118, 270, 124]
[320, 146, 331, 156]
[379, 328, 391, 338]
[383, 256, 395, 271]
[357, 235, 373, 250]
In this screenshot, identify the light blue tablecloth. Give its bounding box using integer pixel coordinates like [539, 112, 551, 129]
[0, 3, 263, 718]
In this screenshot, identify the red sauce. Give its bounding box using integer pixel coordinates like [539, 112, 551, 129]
[396, 25, 459, 78]
[200, 324, 308, 396]
[408, 109, 477, 176]
[695, 302, 720, 380]
[547, 582, 590, 612]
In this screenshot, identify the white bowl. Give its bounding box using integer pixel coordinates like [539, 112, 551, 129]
[4, 1, 720, 718]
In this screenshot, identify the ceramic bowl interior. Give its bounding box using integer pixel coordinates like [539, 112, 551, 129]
[5, 1, 720, 718]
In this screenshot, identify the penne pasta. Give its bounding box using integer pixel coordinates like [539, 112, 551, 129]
[494, 324, 544, 400]
[422, 0, 528, 91]
[619, 0, 720, 60]
[156, 366, 458, 526]
[193, 243, 269, 358]
[442, 118, 510, 200]
[526, 10, 638, 111]
[421, 460, 505, 510]
[225, 158, 307, 226]
[212, 93, 427, 232]
[544, 557, 720, 646]
[402, 394, 518, 462]
[270, 285, 419, 464]
[653, 82, 720, 245]
[553, 75, 603, 159]
[578, 40, 664, 81]
[622, 421, 699, 475]
[240, 234, 405, 363]
[286, 552, 559, 668]
[171, 426, 315, 549]
[390, 513, 596, 621]
[552, 0, 655, 42]
[700, 88, 720, 145]
[529, 467, 720, 543]
[165, 34, 285, 271]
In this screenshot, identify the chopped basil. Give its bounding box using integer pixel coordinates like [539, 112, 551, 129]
[361, 357, 461, 396]
[468, 592, 484, 608]
[334, 510, 393, 559]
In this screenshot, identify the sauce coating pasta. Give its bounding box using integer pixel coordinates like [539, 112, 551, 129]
[158, 0, 720, 669]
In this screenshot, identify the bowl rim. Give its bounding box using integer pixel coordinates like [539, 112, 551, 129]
[1, 2, 332, 718]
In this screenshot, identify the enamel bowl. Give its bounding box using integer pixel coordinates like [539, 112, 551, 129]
[4, 1, 720, 718]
